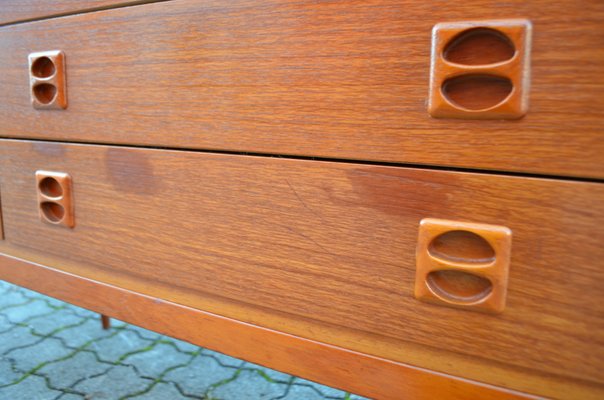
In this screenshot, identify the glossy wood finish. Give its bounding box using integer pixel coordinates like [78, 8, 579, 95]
[0, 253, 535, 400]
[0, 0, 167, 26]
[0, 140, 602, 399]
[0, 0, 603, 178]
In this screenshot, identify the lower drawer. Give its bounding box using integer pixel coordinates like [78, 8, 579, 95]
[0, 139, 602, 399]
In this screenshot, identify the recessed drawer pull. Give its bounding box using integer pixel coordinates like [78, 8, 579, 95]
[415, 218, 512, 313]
[428, 19, 532, 119]
[28, 50, 67, 110]
[35, 171, 74, 228]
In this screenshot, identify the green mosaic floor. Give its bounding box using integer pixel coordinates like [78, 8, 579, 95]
[0, 280, 369, 400]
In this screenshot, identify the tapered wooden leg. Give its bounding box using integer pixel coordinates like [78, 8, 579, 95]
[100, 314, 111, 330]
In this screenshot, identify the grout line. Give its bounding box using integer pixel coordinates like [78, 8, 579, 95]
[1, 136, 603, 184]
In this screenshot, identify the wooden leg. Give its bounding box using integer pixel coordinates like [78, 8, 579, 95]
[100, 314, 111, 330]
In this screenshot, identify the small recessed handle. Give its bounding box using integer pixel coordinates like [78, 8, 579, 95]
[28, 50, 67, 110]
[36, 171, 75, 228]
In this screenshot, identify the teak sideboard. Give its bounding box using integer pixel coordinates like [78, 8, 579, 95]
[0, 1, 602, 399]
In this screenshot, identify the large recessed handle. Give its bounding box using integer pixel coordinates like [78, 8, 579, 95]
[415, 218, 512, 314]
[428, 19, 532, 119]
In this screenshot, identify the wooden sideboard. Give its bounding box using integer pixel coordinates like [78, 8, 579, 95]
[0, 1, 602, 399]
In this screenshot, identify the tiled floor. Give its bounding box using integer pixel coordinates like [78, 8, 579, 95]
[0, 280, 369, 400]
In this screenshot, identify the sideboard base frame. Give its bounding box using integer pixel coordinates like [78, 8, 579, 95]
[0, 252, 533, 400]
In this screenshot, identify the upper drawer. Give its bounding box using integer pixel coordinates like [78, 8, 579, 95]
[0, 0, 603, 177]
[0, 1, 157, 26]
[0, 139, 602, 399]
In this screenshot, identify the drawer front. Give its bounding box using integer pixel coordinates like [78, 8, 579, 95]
[0, 0, 603, 178]
[0, 139, 602, 399]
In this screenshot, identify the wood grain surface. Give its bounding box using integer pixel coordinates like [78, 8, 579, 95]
[0, 253, 537, 400]
[0, 0, 603, 178]
[0, 0, 167, 26]
[0, 139, 602, 399]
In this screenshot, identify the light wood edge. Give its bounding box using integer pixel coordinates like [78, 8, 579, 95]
[0, 252, 538, 400]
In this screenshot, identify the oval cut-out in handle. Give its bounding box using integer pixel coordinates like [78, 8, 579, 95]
[428, 230, 496, 264]
[443, 27, 516, 65]
[442, 75, 513, 111]
[426, 270, 493, 304]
